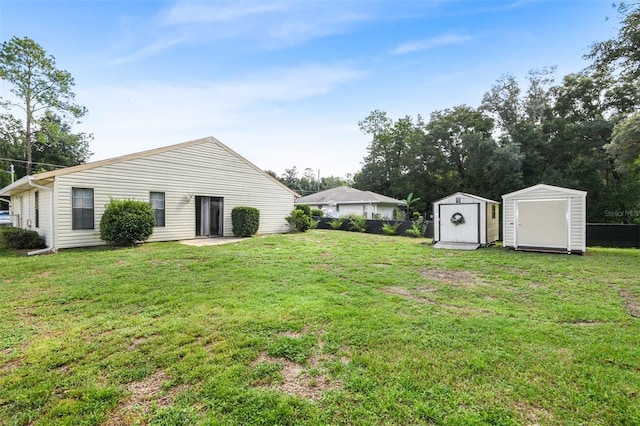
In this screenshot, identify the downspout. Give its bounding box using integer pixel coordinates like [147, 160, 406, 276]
[27, 176, 55, 256]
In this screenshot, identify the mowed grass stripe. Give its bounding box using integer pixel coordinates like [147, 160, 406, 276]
[0, 230, 638, 425]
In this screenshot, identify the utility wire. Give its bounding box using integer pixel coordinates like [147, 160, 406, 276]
[0, 157, 68, 169]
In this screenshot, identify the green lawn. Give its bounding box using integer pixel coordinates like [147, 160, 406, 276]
[1, 230, 639, 425]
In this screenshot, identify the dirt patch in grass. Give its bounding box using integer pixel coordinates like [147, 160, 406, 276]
[570, 320, 603, 326]
[618, 288, 639, 318]
[252, 351, 340, 401]
[419, 268, 480, 287]
[114, 260, 129, 267]
[127, 336, 149, 352]
[106, 370, 187, 425]
[514, 401, 553, 425]
[36, 270, 53, 278]
[0, 357, 22, 373]
[383, 287, 435, 304]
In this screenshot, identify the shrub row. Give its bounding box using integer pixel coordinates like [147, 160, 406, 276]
[316, 217, 434, 238]
[0, 227, 46, 250]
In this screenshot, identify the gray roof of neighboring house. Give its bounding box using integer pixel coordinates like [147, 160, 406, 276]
[295, 186, 406, 206]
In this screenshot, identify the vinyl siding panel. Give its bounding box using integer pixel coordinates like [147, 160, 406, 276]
[53, 140, 294, 248]
[502, 185, 586, 252]
[10, 186, 53, 246]
[338, 204, 365, 217]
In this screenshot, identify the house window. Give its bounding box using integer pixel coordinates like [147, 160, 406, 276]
[150, 192, 165, 227]
[72, 188, 94, 230]
[492, 204, 496, 219]
[35, 191, 39, 228]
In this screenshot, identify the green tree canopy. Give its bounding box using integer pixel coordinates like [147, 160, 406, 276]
[0, 36, 88, 175]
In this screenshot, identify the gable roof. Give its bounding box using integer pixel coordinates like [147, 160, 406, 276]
[433, 192, 500, 204]
[295, 186, 406, 206]
[501, 183, 587, 199]
[0, 136, 297, 197]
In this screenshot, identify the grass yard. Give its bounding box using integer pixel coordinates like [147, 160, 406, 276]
[0, 230, 639, 425]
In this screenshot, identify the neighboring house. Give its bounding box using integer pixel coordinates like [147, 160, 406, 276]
[0, 137, 296, 250]
[295, 186, 406, 219]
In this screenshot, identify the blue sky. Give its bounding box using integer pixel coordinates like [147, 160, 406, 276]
[0, 0, 618, 178]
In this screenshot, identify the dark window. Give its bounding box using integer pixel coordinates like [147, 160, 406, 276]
[35, 191, 39, 228]
[492, 204, 496, 219]
[72, 188, 94, 230]
[150, 192, 165, 227]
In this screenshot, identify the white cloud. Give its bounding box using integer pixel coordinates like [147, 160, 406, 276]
[110, 36, 186, 66]
[163, 1, 287, 25]
[75, 63, 368, 176]
[390, 33, 473, 55]
[266, 12, 371, 46]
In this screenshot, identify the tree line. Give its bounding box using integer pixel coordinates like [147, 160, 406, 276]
[266, 166, 352, 196]
[3, 5, 640, 223]
[351, 5, 640, 223]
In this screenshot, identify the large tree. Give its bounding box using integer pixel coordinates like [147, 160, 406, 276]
[0, 36, 87, 175]
[587, 2, 640, 82]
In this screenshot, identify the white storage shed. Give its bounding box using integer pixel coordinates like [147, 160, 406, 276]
[502, 184, 587, 254]
[433, 192, 500, 248]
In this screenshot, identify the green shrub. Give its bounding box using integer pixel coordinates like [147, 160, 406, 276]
[328, 218, 344, 230]
[381, 221, 401, 236]
[346, 214, 367, 233]
[286, 208, 311, 232]
[231, 207, 260, 237]
[311, 208, 324, 217]
[405, 220, 426, 238]
[99, 199, 155, 246]
[0, 227, 46, 249]
[295, 204, 311, 217]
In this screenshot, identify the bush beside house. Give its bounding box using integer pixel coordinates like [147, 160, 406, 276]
[0, 227, 46, 250]
[99, 199, 155, 246]
[286, 204, 317, 232]
[232, 207, 260, 237]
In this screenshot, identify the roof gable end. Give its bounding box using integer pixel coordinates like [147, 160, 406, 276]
[502, 184, 587, 199]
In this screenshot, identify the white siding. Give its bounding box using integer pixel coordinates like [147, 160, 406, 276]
[338, 204, 365, 217]
[11, 186, 53, 246]
[53, 141, 294, 248]
[502, 185, 586, 253]
[309, 203, 395, 219]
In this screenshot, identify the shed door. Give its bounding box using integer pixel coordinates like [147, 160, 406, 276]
[516, 199, 568, 249]
[439, 203, 479, 243]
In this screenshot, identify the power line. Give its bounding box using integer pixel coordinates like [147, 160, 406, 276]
[0, 157, 68, 169]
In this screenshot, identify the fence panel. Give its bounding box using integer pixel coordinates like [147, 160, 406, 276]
[586, 224, 640, 248]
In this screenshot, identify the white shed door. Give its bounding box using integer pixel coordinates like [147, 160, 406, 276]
[516, 199, 568, 249]
[439, 204, 479, 243]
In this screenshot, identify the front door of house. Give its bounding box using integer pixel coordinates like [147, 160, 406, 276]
[195, 196, 224, 237]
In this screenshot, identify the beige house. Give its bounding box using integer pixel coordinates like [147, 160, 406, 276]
[295, 186, 405, 219]
[0, 137, 296, 250]
[502, 184, 587, 254]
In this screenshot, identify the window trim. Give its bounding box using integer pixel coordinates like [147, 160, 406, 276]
[35, 191, 39, 228]
[72, 187, 94, 230]
[150, 191, 165, 227]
